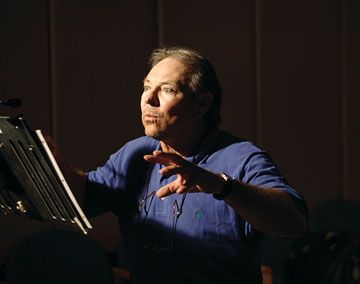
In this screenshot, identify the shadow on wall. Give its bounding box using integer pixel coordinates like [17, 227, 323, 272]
[3, 229, 113, 284]
[261, 199, 360, 284]
[309, 199, 360, 233]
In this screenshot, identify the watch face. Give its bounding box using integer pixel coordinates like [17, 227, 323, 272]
[220, 173, 230, 181]
[214, 173, 234, 200]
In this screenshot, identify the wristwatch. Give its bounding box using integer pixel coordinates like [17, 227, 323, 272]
[213, 173, 235, 200]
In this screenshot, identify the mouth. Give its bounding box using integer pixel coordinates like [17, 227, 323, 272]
[143, 112, 159, 122]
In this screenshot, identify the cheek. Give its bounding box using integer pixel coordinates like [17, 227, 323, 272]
[154, 96, 193, 123]
[140, 94, 146, 108]
[164, 104, 182, 122]
[167, 100, 196, 119]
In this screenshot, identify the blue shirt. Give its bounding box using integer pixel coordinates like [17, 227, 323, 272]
[86, 129, 307, 284]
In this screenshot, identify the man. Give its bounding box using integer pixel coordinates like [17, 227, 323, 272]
[76, 46, 307, 283]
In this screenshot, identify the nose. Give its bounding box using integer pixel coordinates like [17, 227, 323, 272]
[143, 88, 160, 107]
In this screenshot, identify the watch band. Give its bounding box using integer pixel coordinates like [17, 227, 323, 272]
[213, 173, 234, 200]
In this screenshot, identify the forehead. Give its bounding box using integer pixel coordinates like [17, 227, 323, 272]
[145, 57, 188, 85]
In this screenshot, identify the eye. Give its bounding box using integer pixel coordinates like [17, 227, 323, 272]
[161, 86, 176, 95]
[143, 85, 151, 92]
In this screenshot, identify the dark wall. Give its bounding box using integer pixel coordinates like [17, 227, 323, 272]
[0, 0, 359, 257]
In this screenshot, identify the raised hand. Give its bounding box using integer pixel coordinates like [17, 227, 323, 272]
[143, 150, 217, 198]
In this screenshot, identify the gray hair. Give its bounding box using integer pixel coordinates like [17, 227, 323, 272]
[148, 46, 222, 127]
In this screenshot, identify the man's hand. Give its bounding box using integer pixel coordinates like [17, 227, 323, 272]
[143, 150, 220, 198]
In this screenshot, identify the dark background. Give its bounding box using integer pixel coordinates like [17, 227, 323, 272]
[0, 0, 359, 264]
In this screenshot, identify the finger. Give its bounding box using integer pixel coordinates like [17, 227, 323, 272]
[160, 165, 198, 188]
[159, 164, 188, 176]
[156, 174, 197, 196]
[175, 185, 189, 194]
[160, 182, 197, 196]
[143, 154, 169, 164]
[155, 182, 177, 198]
[156, 176, 190, 196]
[178, 173, 192, 186]
[145, 151, 186, 165]
[144, 152, 175, 165]
[176, 185, 198, 194]
[156, 184, 188, 198]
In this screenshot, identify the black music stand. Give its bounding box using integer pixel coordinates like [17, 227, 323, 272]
[0, 115, 92, 234]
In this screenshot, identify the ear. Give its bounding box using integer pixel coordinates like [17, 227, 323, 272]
[196, 92, 213, 118]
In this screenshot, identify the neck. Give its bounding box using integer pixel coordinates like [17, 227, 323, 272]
[160, 122, 210, 157]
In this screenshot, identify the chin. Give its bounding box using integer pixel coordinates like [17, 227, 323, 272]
[146, 132, 166, 141]
[144, 127, 165, 141]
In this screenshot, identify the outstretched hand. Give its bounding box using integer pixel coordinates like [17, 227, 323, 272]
[143, 150, 218, 198]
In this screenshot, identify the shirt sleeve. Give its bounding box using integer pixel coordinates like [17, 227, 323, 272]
[85, 149, 128, 217]
[84, 137, 158, 217]
[240, 151, 308, 237]
[242, 151, 308, 219]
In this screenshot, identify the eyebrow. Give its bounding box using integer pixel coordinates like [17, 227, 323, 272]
[143, 78, 178, 87]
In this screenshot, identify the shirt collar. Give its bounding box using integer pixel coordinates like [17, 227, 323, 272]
[184, 127, 220, 165]
[155, 127, 220, 165]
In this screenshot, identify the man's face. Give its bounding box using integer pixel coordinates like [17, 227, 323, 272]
[141, 57, 198, 141]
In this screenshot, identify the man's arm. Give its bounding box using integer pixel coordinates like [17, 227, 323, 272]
[220, 180, 307, 238]
[144, 150, 307, 239]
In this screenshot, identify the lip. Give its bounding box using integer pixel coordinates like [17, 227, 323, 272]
[143, 112, 159, 121]
[143, 112, 159, 118]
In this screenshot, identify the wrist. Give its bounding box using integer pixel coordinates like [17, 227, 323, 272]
[213, 173, 235, 200]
